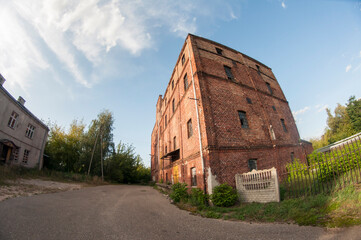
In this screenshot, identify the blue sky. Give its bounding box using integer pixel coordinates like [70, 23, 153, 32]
[1, 0, 361, 166]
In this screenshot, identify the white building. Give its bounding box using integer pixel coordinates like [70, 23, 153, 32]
[0, 74, 49, 169]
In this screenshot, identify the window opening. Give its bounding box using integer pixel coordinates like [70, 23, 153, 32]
[187, 119, 193, 138]
[224, 66, 234, 80]
[281, 119, 288, 132]
[238, 111, 249, 129]
[248, 159, 257, 171]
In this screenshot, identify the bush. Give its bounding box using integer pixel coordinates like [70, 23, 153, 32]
[189, 188, 208, 208]
[169, 182, 188, 203]
[211, 183, 238, 207]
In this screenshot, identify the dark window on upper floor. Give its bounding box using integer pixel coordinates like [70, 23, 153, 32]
[248, 159, 257, 171]
[25, 124, 35, 139]
[171, 80, 174, 89]
[266, 82, 273, 95]
[246, 97, 252, 104]
[165, 115, 167, 127]
[165, 145, 167, 154]
[172, 99, 175, 113]
[256, 65, 261, 75]
[164, 97, 167, 106]
[272, 106, 276, 111]
[281, 119, 287, 132]
[224, 66, 234, 80]
[173, 136, 176, 150]
[8, 111, 18, 129]
[216, 47, 223, 55]
[184, 73, 189, 91]
[187, 119, 193, 138]
[181, 54, 185, 65]
[238, 111, 249, 129]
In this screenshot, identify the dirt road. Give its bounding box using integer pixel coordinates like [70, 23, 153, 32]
[0, 185, 360, 240]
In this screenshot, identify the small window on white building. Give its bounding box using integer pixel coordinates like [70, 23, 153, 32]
[22, 149, 30, 164]
[25, 124, 35, 139]
[8, 111, 18, 129]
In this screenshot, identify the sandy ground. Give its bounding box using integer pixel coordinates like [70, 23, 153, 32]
[0, 179, 84, 202]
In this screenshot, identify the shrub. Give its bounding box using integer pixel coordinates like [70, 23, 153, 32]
[189, 188, 208, 208]
[211, 183, 238, 207]
[169, 182, 188, 203]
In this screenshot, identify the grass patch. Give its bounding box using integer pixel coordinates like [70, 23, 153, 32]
[156, 182, 361, 228]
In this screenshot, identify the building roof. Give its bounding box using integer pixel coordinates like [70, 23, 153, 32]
[0, 85, 49, 131]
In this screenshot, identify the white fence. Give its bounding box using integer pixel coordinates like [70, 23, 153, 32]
[235, 167, 280, 203]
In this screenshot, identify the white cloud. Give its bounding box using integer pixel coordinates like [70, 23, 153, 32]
[281, 2, 286, 9]
[346, 64, 352, 72]
[1, 0, 205, 89]
[315, 104, 329, 112]
[293, 106, 310, 117]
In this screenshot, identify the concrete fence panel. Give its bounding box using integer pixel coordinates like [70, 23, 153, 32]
[235, 167, 280, 203]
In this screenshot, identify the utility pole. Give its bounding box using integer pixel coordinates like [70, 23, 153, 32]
[88, 127, 100, 176]
[100, 131, 104, 182]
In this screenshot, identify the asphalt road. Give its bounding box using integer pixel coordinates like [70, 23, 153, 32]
[0, 185, 360, 240]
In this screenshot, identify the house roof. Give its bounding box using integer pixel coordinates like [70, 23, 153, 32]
[0, 85, 49, 131]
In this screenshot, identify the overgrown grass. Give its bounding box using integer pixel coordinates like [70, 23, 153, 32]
[0, 165, 105, 185]
[160, 183, 361, 228]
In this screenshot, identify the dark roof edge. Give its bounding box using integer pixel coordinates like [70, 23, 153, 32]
[0, 86, 49, 131]
[187, 33, 271, 69]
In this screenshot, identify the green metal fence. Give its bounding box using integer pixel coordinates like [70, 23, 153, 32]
[282, 133, 361, 198]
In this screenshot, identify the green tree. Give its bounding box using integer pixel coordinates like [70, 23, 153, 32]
[346, 96, 361, 133]
[325, 104, 353, 144]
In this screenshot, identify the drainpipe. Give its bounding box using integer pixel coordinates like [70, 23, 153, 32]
[186, 39, 206, 193]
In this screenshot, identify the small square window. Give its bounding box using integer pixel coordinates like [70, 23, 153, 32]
[248, 159, 257, 171]
[187, 119, 193, 138]
[181, 54, 185, 65]
[281, 119, 288, 132]
[224, 66, 234, 80]
[238, 111, 249, 129]
[246, 98, 252, 104]
[215, 47, 223, 55]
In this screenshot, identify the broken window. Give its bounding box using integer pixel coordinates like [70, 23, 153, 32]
[224, 66, 234, 80]
[266, 82, 273, 95]
[22, 149, 30, 164]
[216, 47, 223, 55]
[238, 111, 249, 129]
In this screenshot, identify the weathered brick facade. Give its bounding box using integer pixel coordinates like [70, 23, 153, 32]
[151, 34, 312, 194]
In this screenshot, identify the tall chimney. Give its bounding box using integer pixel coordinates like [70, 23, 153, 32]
[18, 96, 26, 106]
[0, 74, 5, 86]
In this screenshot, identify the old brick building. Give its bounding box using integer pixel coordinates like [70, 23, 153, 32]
[151, 34, 312, 194]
